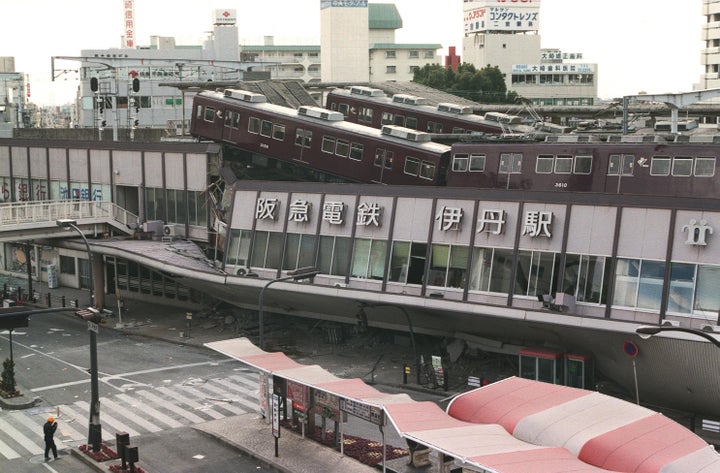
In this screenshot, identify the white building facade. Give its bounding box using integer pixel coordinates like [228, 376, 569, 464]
[462, 0, 598, 104]
[702, 0, 720, 89]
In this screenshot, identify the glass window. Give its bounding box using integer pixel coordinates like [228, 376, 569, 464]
[672, 157, 693, 176]
[695, 265, 720, 317]
[650, 156, 671, 176]
[283, 233, 317, 271]
[322, 136, 336, 154]
[469, 154, 486, 172]
[60, 255, 75, 274]
[351, 239, 387, 280]
[335, 139, 349, 158]
[203, 106, 215, 122]
[404, 157, 420, 176]
[260, 120, 273, 137]
[272, 124, 285, 141]
[695, 157, 716, 177]
[358, 107, 373, 123]
[374, 149, 393, 169]
[388, 241, 426, 285]
[536, 155, 554, 174]
[317, 236, 350, 277]
[514, 250, 557, 297]
[393, 115, 406, 127]
[226, 229, 252, 266]
[668, 263, 695, 314]
[499, 153, 522, 174]
[338, 103, 349, 117]
[469, 247, 514, 294]
[452, 154, 469, 172]
[613, 258, 664, 310]
[248, 117, 261, 134]
[349, 142, 364, 161]
[386, 51, 396, 59]
[381, 112, 394, 125]
[563, 254, 609, 304]
[608, 154, 634, 176]
[405, 117, 418, 130]
[250, 231, 284, 269]
[555, 155, 572, 174]
[420, 161, 436, 180]
[295, 128, 312, 148]
[574, 155, 592, 174]
[224, 111, 235, 128]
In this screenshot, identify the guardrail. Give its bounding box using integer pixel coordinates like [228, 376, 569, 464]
[0, 200, 138, 232]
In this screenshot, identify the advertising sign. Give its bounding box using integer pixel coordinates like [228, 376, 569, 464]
[272, 393, 280, 438]
[213, 9, 237, 25]
[464, 0, 540, 33]
[321, 0, 368, 9]
[340, 398, 384, 425]
[123, 0, 135, 49]
[287, 380, 309, 413]
[511, 64, 595, 74]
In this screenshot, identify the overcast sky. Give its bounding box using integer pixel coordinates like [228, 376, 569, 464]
[2, 0, 704, 105]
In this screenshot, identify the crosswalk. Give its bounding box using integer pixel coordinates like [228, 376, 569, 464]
[0, 372, 261, 460]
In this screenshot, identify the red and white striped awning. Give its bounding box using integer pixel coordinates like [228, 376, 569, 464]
[206, 338, 720, 473]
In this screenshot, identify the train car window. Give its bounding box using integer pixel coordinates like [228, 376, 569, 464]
[695, 157, 716, 177]
[420, 161, 436, 180]
[374, 149, 393, 169]
[329, 102, 337, 111]
[573, 155, 592, 175]
[224, 111, 233, 128]
[536, 155, 554, 174]
[451, 127, 466, 134]
[427, 121, 443, 133]
[349, 143, 364, 161]
[358, 107, 373, 123]
[338, 103, 349, 117]
[295, 128, 312, 148]
[469, 154, 486, 172]
[555, 155, 573, 174]
[203, 106, 216, 123]
[248, 117, 261, 134]
[335, 139, 350, 158]
[406, 117, 418, 130]
[499, 153, 522, 174]
[260, 120, 273, 138]
[671, 157, 693, 177]
[381, 112, 394, 125]
[394, 115, 406, 127]
[322, 136, 336, 154]
[272, 124, 285, 141]
[452, 154, 469, 172]
[608, 154, 634, 176]
[404, 157, 420, 176]
[650, 156, 671, 176]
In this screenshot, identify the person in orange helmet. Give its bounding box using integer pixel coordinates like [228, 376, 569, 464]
[43, 416, 58, 460]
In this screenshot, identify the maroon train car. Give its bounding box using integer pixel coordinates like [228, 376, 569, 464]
[325, 85, 535, 136]
[447, 136, 720, 198]
[191, 89, 451, 186]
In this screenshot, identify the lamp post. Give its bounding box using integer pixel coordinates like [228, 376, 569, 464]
[57, 219, 102, 452]
[357, 303, 420, 384]
[636, 325, 720, 349]
[258, 267, 319, 350]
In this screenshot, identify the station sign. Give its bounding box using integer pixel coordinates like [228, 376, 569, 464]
[340, 398, 384, 425]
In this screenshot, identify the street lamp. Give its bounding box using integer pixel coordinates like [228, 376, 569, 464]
[636, 325, 720, 349]
[258, 267, 320, 350]
[57, 219, 102, 452]
[357, 303, 420, 384]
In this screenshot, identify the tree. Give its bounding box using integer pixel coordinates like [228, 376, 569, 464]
[413, 63, 517, 104]
[0, 358, 19, 398]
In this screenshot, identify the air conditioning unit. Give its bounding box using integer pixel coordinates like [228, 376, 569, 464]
[162, 225, 176, 238]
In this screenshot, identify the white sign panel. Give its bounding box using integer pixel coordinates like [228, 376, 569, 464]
[464, 0, 540, 33]
[123, 0, 135, 49]
[511, 64, 595, 74]
[213, 9, 237, 25]
[321, 0, 368, 9]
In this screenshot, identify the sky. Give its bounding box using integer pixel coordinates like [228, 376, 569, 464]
[1, 0, 705, 106]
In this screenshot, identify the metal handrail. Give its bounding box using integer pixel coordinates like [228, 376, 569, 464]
[0, 200, 138, 231]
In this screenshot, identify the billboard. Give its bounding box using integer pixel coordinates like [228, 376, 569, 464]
[321, 0, 368, 9]
[464, 0, 541, 34]
[123, 0, 135, 49]
[213, 9, 237, 25]
[511, 63, 595, 74]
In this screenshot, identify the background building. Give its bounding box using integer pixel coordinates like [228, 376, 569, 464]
[701, 0, 720, 89]
[0, 57, 28, 137]
[462, 0, 598, 105]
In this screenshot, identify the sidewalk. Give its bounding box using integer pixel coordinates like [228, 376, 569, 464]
[12, 281, 453, 473]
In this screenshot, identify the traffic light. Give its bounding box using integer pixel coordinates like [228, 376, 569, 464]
[133, 119, 139, 127]
[101, 120, 107, 127]
[90, 77, 98, 92]
[132, 78, 140, 93]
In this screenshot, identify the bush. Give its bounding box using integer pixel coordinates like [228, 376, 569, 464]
[0, 358, 19, 398]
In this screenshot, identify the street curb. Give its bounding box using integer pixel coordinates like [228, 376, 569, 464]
[193, 427, 295, 473]
[0, 384, 40, 410]
[69, 448, 108, 472]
